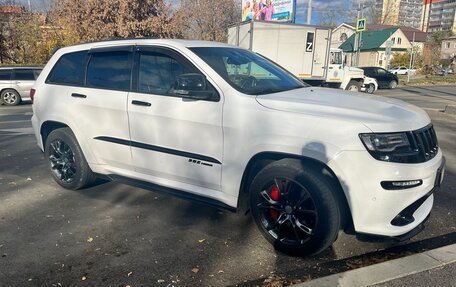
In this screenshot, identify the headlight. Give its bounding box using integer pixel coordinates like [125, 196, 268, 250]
[359, 132, 418, 162]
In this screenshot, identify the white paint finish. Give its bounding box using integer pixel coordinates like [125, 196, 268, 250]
[127, 91, 223, 191]
[31, 38, 443, 240]
[255, 87, 430, 132]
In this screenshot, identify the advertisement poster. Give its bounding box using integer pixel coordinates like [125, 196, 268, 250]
[241, 0, 294, 22]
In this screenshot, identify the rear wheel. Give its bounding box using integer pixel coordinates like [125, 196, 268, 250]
[345, 80, 360, 92]
[1, 89, 21, 106]
[45, 128, 96, 190]
[249, 159, 341, 256]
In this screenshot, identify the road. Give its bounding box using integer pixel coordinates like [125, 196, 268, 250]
[0, 86, 455, 287]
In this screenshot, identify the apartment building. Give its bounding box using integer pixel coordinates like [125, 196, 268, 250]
[421, 0, 456, 33]
[374, 0, 423, 29]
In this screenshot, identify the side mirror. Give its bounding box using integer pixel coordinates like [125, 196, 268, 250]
[173, 73, 212, 100]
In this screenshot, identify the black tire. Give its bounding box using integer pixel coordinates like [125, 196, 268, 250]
[249, 159, 341, 256]
[345, 80, 360, 92]
[45, 128, 96, 190]
[389, 80, 398, 89]
[1, 89, 21, 106]
[366, 84, 375, 94]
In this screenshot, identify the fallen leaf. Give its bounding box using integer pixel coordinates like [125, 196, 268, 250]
[81, 276, 86, 281]
[198, 239, 206, 243]
[87, 237, 93, 243]
[157, 279, 165, 283]
[192, 267, 199, 273]
[217, 270, 224, 273]
[127, 272, 133, 277]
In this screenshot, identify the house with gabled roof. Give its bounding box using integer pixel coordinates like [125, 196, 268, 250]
[339, 27, 413, 68]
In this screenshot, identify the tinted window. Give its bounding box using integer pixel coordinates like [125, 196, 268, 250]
[376, 68, 387, 75]
[47, 51, 87, 85]
[13, 69, 35, 81]
[87, 52, 132, 91]
[138, 51, 217, 99]
[0, 69, 12, 81]
[191, 47, 306, 95]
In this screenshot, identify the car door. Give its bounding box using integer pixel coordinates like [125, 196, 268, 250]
[45, 47, 134, 171]
[12, 69, 36, 99]
[375, 68, 389, 88]
[127, 46, 223, 192]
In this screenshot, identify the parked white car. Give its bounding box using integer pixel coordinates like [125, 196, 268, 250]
[0, 67, 42, 105]
[388, 66, 415, 75]
[31, 39, 445, 256]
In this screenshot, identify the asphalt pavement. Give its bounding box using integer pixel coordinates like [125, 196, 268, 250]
[0, 85, 455, 287]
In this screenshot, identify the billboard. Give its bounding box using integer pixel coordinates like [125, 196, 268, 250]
[241, 0, 295, 22]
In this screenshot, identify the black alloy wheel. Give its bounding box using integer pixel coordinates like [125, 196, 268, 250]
[250, 159, 341, 256]
[45, 128, 96, 190]
[49, 139, 77, 183]
[254, 177, 318, 247]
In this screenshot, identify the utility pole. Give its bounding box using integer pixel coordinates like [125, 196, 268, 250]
[28, 0, 32, 12]
[307, 0, 312, 25]
[407, 31, 415, 83]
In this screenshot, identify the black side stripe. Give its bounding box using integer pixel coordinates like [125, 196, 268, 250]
[94, 136, 222, 165]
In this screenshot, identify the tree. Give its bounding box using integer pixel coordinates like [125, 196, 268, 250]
[0, 2, 49, 64]
[49, 0, 185, 45]
[178, 0, 239, 42]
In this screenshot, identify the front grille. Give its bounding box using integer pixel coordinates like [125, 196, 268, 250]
[409, 125, 439, 162]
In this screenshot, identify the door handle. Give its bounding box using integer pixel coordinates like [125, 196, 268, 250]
[71, 93, 87, 98]
[131, 100, 151, 107]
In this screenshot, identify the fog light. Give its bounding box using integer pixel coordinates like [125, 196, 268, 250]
[381, 180, 423, 190]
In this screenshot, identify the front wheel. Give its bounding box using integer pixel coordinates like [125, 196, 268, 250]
[366, 84, 375, 94]
[45, 128, 96, 190]
[249, 159, 341, 256]
[345, 80, 361, 92]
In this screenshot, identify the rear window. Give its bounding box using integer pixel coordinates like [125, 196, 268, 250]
[13, 69, 36, 81]
[46, 51, 88, 86]
[86, 52, 132, 91]
[0, 69, 12, 81]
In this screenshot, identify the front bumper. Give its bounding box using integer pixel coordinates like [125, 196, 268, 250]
[328, 150, 445, 238]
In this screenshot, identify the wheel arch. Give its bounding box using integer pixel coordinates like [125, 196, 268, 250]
[40, 120, 69, 148]
[238, 151, 354, 232]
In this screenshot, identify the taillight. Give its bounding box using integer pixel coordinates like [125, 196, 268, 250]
[30, 89, 36, 103]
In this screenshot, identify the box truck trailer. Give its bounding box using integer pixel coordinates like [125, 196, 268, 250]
[228, 21, 365, 91]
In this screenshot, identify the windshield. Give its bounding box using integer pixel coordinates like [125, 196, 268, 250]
[190, 47, 307, 95]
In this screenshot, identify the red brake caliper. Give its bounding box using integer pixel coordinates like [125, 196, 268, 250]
[269, 185, 280, 219]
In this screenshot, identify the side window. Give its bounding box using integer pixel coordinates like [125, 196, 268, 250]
[13, 69, 35, 81]
[47, 51, 87, 86]
[87, 51, 132, 91]
[138, 51, 218, 100]
[0, 69, 12, 81]
[376, 68, 387, 75]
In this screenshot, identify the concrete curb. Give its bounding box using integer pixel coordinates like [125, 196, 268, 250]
[293, 244, 456, 287]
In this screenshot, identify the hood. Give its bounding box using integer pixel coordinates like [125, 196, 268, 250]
[256, 87, 430, 132]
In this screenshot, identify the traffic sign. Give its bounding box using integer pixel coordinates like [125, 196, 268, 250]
[356, 18, 366, 32]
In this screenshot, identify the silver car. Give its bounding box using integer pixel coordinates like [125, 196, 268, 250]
[0, 67, 42, 106]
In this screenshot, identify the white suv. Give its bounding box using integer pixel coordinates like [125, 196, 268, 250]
[31, 39, 445, 256]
